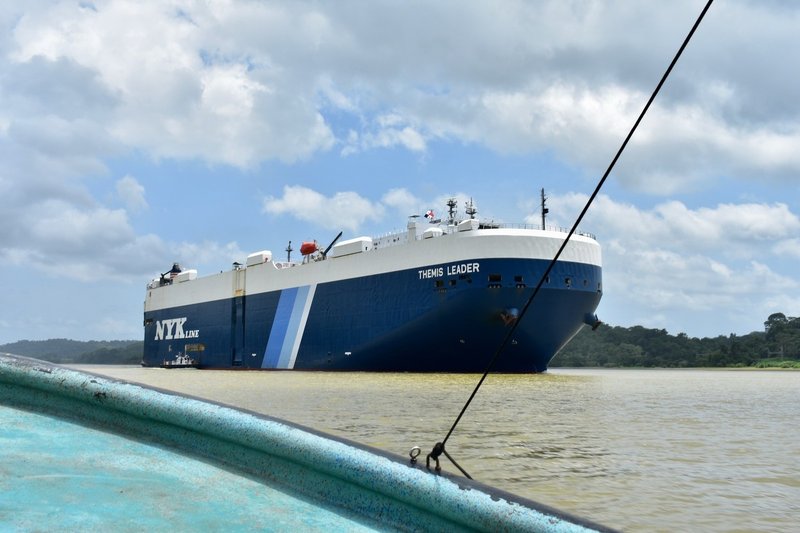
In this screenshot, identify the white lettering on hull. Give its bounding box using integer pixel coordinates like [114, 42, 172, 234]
[418, 262, 480, 279]
[446, 262, 480, 276]
[154, 317, 199, 340]
[418, 267, 444, 279]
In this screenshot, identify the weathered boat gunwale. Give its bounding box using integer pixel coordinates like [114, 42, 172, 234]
[0, 354, 613, 532]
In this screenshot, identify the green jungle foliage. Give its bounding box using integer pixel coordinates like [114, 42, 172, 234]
[2, 313, 798, 368]
[553, 312, 800, 368]
[0, 339, 143, 365]
[752, 359, 800, 369]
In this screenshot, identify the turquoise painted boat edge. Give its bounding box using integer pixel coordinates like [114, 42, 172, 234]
[0, 354, 615, 532]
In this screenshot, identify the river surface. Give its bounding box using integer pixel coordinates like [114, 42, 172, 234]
[79, 366, 799, 532]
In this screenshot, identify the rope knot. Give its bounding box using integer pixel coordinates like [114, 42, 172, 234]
[426, 442, 444, 472]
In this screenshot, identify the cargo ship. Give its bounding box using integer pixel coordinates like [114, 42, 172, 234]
[142, 198, 602, 372]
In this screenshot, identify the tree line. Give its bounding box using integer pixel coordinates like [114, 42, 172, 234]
[0, 338, 142, 365]
[553, 312, 800, 368]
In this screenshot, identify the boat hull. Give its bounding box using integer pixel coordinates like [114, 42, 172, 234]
[143, 256, 601, 372]
[0, 354, 613, 532]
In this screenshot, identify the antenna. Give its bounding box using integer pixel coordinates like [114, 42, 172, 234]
[285, 241, 293, 262]
[446, 198, 457, 224]
[540, 188, 549, 230]
[465, 198, 477, 219]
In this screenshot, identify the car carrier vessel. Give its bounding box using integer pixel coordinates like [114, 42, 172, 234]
[142, 198, 602, 372]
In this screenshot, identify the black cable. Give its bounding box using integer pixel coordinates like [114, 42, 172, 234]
[428, 0, 716, 473]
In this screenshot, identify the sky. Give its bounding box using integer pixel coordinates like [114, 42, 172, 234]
[0, 0, 798, 345]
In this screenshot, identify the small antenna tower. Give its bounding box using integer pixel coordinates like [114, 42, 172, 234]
[540, 188, 549, 230]
[285, 240, 293, 262]
[465, 198, 477, 219]
[446, 198, 458, 224]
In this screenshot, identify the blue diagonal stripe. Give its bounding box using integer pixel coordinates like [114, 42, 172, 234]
[277, 285, 310, 368]
[262, 287, 298, 368]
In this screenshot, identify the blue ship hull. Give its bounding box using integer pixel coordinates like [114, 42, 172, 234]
[143, 257, 601, 372]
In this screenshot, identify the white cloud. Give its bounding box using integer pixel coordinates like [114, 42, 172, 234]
[4, 1, 799, 185]
[201, 65, 270, 119]
[263, 185, 385, 232]
[381, 188, 421, 216]
[28, 201, 134, 255]
[2, 0, 800, 342]
[116, 175, 147, 213]
[0, 199, 164, 280]
[534, 193, 800, 335]
[317, 76, 358, 113]
[342, 114, 427, 155]
[773, 238, 800, 259]
[262, 186, 484, 234]
[543, 193, 800, 259]
[0, 192, 241, 283]
[172, 240, 246, 272]
[9, 1, 335, 167]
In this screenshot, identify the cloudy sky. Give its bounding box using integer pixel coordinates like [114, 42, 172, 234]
[1, 0, 798, 345]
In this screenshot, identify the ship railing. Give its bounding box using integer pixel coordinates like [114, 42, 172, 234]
[372, 223, 595, 243]
[372, 230, 407, 249]
[492, 222, 596, 240]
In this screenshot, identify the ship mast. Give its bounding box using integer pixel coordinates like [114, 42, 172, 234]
[465, 198, 477, 219]
[446, 198, 458, 224]
[540, 188, 549, 230]
[285, 241, 293, 262]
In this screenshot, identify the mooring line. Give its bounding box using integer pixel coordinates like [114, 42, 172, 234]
[425, 0, 716, 478]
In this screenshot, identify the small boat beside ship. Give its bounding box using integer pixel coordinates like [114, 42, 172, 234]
[160, 353, 199, 368]
[142, 197, 602, 372]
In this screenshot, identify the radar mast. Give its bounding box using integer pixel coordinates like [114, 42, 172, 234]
[446, 198, 458, 224]
[465, 198, 477, 219]
[540, 188, 549, 230]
